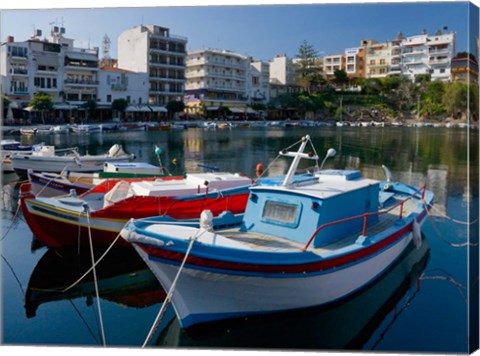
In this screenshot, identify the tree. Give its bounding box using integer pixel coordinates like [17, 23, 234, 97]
[422, 80, 446, 116]
[295, 40, 322, 94]
[81, 100, 97, 121]
[30, 91, 53, 124]
[111, 98, 128, 120]
[166, 100, 185, 120]
[218, 106, 231, 119]
[333, 69, 349, 90]
[443, 82, 468, 119]
[2, 95, 10, 109]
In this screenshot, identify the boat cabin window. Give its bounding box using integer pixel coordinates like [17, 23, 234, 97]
[262, 201, 299, 227]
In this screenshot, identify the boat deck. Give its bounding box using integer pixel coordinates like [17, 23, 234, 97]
[221, 196, 419, 253]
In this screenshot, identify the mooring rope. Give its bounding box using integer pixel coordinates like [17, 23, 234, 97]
[142, 230, 204, 348]
[1, 203, 21, 241]
[85, 210, 106, 347]
[255, 137, 305, 180]
[425, 205, 478, 247]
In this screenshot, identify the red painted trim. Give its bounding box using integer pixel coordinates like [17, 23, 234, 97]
[139, 216, 423, 275]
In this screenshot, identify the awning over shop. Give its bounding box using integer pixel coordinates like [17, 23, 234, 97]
[54, 103, 78, 110]
[229, 107, 245, 113]
[149, 106, 167, 113]
[126, 105, 140, 112]
[65, 51, 98, 62]
[34, 54, 60, 66]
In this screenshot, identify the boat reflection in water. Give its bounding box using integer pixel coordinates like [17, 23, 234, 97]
[25, 247, 166, 319]
[157, 237, 430, 350]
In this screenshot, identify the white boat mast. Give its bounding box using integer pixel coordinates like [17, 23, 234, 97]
[281, 135, 318, 187]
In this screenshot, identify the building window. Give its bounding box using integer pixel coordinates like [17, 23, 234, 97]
[107, 95, 112, 102]
[380, 59, 386, 65]
[370, 59, 376, 65]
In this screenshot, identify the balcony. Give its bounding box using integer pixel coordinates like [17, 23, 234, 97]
[150, 45, 186, 55]
[402, 48, 425, 56]
[11, 68, 28, 76]
[429, 48, 450, 55]
[64, 79, 99, 86]
[111, 83, 127, 91]
[64, 64, 99, 71]
[186, 70, 245, 81]
[429, 57, 450, 66]
[150, 89, 185, 96]
[187, 59, 246, 70]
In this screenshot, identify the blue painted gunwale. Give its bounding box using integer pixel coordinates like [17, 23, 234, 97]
[132, 182, 433, 278]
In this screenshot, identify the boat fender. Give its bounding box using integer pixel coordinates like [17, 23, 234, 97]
[108, 144, 121, 157]
[200, 210, 213, 232]
[413, 219, 422, 248]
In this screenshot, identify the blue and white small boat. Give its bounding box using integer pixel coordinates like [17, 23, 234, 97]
[1, 140, 45, 173]
[121, 135, 434, 329]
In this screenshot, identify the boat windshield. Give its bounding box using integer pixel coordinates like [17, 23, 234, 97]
[262, 201, 298, 226]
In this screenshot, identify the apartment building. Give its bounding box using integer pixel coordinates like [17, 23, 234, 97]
[269, 54, 300, 99]
[118, 25, 187, 106]
[185, 48, 250, 113]
[269, 54, 298, 86]
[400, 30, 455, 81]
[323, 53, 344, 80]
[345, 47, 366, 79]
[1, 27, 100, 107]
[427, 31, 456, 81]
[97, 66, 149, 107]
[1, 34, 65, 105]
[451, 56, 479, 83]
[249, 59, 270, 105]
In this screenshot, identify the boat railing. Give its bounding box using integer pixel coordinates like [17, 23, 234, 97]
[302, 184, 427, 251]
[54, 146, 79, 155]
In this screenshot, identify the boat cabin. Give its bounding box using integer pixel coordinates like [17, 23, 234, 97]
[243, 170, 380, 248]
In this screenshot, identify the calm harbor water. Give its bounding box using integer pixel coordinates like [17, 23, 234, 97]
[1, 125, 478, 352]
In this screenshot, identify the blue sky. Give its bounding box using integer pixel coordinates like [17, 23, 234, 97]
[0, 1, 478, 62]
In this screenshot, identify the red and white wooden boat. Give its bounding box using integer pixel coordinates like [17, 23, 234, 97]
[20, 172, 252, 248]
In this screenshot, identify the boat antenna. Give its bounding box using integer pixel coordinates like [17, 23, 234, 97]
[319, 148, 337, 170]
[154, 146, 164, 174]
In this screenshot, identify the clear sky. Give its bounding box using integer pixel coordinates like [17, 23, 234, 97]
[0, 0, 478, 62]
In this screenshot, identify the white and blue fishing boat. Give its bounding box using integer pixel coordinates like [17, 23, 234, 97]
[121, 135, 434, 329]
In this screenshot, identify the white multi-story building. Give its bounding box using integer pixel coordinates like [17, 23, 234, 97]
[400, 30, 455, 81]
[401, 33, 430, 80]
[97, 66, 149, 107]
[269, 54, 300, 99]
[249, 59, 270, 105]
[117, 25, 187, 106]
[185, 48, 250, 112]
[1, 35, 65, 105]
[427, 31, 456, 81]
[1, 39, 31, 103]
[323, 54, 344, 78]
[269, 54, 297, 86]
[1, 27, 100, 107]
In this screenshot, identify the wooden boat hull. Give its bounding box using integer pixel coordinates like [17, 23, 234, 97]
[19, 184, 249, 248]
[28, 171, 95, 197]
[130, 209, 429, 328]
[13, 154, 134, 176]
